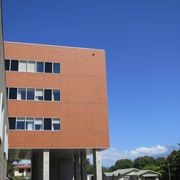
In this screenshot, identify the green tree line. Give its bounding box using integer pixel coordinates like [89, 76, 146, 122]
[87, 150, 180, 180]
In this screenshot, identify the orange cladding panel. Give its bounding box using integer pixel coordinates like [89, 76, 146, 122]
[4, 42, 109, 149]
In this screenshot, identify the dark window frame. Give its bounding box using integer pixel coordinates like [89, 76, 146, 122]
[9, 88, 17, 99]
[45, 62, 52, 73]
[9, 117, 16, 130]
[27, 88, 35, 100]
[10, 60, 19, 71]
[37, 62, 44, 73]
[53, 90, 60, 101]
[5, 59, 10, 71]
[16, 118, 25, 130]
[53, 63, 60, 74]
[44, 118, 52, 130]
[52, 119, 60, 131]
[44, 89, 52, 101]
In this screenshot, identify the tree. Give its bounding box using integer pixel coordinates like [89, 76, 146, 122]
[160, 150, 180, 180]
[134, 156, 155, 169]
[7, 160, 14, 178]
[155, 157, 166, 166]
[110, 165, 116, 172]
[86, 159, 94, 174]
[113, 159, 133, 170]
[153, 157, 166, 177]
[104, 150, 180, 180]
[167, 150, 180, 180]
[143, 164, 161, 172]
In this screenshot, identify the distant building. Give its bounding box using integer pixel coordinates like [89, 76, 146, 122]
[104, 168, 160, 180]
[87, 174, 94, 180]
[0, 0, 8, 179]
[13, 164, 31, 178]
[4, 41, 109, 180]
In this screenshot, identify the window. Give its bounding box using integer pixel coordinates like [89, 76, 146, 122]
[17, 88, 26, 100]
[19, 61, 27, 72]
[123, 176, 129, 180]
[34, 118, 43, 130]
[9, 88, 17, 99]
[9, 117, 16, 129]
[27, 61, 35, 72]
[6, 88, 8, 99]
[35, 89, 43, 101]
[44, 89, 52, 101]
[19, 169, 24, 173]
[45, 62, 52, 73]
[44, 118, 51, 130]
[26, 118, 34, 130]
[53, 90, 60, 101]
[37, 62, 44, 72]
[53, 63, 60, 73]
[52, 119, 60, 130]
[27, 89, 34, 100]
[11, 60, 18, 71]
[5, 59, 10, 70]
[16, 118, 25, 130]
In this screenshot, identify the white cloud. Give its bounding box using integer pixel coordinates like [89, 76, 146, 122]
[130, 145, 168, 157]
[101, 145, 169, 167]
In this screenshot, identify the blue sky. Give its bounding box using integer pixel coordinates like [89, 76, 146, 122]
[2, 0, 180, 166]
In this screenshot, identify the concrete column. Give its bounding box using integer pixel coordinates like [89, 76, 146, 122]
[32, 151, 43, 180]
[80, 150, 87, 180]
[50, 151, 74, 180]
[43, 150, 50, 180]
[50, 158, 59, 180]
[61, 158, 74, 179]
[74, 151, 80, 180]
[93, 150, 102, 180]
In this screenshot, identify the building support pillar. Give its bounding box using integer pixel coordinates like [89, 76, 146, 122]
[80, 150, 87, 180]
[93, 149, 102, 180]
[74, 151, 80, 180]
[43, 150, 50, 180]
[31, 151, 43, 180]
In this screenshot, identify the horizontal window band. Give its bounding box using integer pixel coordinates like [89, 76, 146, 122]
[6, 87, 61, 102]
[9, 117, 61, 131]
[5, 59, 61, 74]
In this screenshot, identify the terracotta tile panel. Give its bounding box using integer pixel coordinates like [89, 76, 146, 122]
[4, 42, 109, 149]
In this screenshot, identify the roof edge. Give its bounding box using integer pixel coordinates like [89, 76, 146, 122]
[4, 41, 105, 52]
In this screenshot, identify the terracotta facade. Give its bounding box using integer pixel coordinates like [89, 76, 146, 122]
[4, 42, 109, 150]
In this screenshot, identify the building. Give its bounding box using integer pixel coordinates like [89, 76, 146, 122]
[0, 0, 8, 179]
[13, 164, 31, 178]
[104, 168, 160, 180]
[87, 174, 94, 180]
[4, 41, 109, 180]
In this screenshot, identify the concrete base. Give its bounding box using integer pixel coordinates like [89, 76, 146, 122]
[10, 148, 104, 180]
[43, 150, 49, 180]
[31, 149, 87, 180]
